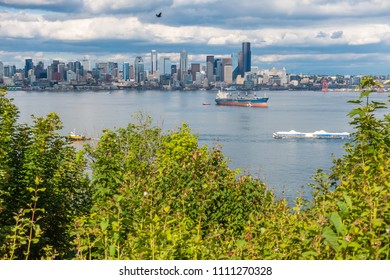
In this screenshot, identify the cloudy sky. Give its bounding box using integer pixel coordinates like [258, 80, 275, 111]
[1, 0, 390, 75]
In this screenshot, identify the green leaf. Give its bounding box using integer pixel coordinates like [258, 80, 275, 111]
[323, 226, 339, 252]
[359, 90, 372, 99]
[337, 202, 348, 217]
[330, 212, 346, 236]
[100, 220, 109, 231]
[348, 108, 364, 118]
[153, 214, 160, 223]
[109, 245, 116, 257]
[343, 193, 352, 210]
[237, 239, 247, 250]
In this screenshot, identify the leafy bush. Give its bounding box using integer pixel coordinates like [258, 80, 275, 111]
[0, 88, 90, 259]
[1, 77, 389, 260]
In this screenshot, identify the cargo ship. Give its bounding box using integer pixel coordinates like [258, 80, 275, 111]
[273, 130, 350, 139]
[215, 89, 268, 107]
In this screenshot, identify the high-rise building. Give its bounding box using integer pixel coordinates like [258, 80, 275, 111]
[179, 50, 188, 81]
[4, 65, 16, 78]
[130, 65, 135, 80]
[123, 63, 130, 81]
[171, 65, 177, 76]
[81, 58, 90, 71]
[24, 59, 34, 79]
[58, 62, 66, 81]
[224, 65, 233, 84]
[221, 57, 232, 82]
[206, 56, 214, 83]
[242, 42, 251, 76]
[214, 58, 222, 81]
[134, 56, 145, 83]
[191, 63, 200, 82]
[151, 50, 158, 74]
[159, 57, 171, 75]
[237, 51, 243, 78]
[74, 61, 82, 75]
[0, 61, 4, 81]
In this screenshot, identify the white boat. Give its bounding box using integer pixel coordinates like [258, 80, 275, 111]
[273, 130, 350, 139]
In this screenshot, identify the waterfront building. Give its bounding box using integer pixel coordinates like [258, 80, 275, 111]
[74, 61, 83, 76]
[134, 56, 145, 84]
[151, 50, 158, 74]
[224, 65, 233, 84]
[221, 57, 232, 82]
[67, 70, 77, 82]
[171, 65, 177, 76]
[214, 59, 222, 81]
[242, 42, 251, 77]
[0, 61, 3, 82]
[81, 58, 90, 71]
[123, 63, 130, 81]
[159, 57, 171, 75]
[129, 65, 135, 81]
[237, 51, 243, 78]
[58, 63, 66, 81]
[191, 63, 200, 82]
[4, 65, 16, 78]
[51, 60, 60, 73]
[24, 59, 34, 79]
[179, 50, 188, 82]
[206, 56, 214, 83]
[47, 66, 53, 81]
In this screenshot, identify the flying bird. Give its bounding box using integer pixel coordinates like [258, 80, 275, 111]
[156, 12, 162, 18]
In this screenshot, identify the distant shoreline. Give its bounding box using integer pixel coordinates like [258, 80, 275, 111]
[5, 85, 385, 92]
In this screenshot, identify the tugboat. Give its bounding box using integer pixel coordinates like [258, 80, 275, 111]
[67, 129, 90, 141]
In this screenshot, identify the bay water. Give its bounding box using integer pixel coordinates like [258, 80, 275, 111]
[8, 89, 388, 201]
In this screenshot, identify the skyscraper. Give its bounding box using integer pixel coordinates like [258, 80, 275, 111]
[24, 59, 34, 79]
[221, 57, 232, 82]
[81, 58, 90, 71]
[206, 55, 214, 83]
[159, 57, 171, 75]
[123, 63, 130, 81]
[191, 63, 200, 82]
[242, 42, 251, 76]
[151, 50, 158, 74]
[179, 50, 188, 81]
[0, 61, 4, 81]
[134, 56, 145, 83]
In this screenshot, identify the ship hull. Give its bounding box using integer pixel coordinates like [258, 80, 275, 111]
[273, 130, 350, 139]
[215, 98, 268, 107]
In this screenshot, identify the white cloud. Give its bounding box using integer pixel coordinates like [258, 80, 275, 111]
[82, 0, 171, 14]
[0, 0, 65, 4]
[1, 9, 390, 48]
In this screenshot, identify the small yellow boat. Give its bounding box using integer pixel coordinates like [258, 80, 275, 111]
[67, 129, 90, 141]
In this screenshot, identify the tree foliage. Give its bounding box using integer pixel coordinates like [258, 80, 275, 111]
[0, 78, 389, 260]
[0, 88, 90, 259]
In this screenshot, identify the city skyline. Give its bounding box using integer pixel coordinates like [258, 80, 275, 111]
[1, 1, 390, 75]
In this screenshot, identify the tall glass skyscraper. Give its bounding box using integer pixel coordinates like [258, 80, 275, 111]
[24, 58, 34, 78]
[206, 55, 214, 82]
[0, 61, 4, 81]
[179, 50, 188, 81]
[159, 57, 171, 75]
[242, 42, 251, 76]
[123, 62, 130, 81]
[151, 50, 158, 74]
[134, 56, 144, 83]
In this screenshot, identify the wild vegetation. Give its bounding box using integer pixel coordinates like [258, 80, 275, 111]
[0, 78, 388, 260]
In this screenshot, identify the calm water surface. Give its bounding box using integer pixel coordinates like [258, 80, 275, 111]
[8, 89, 388, 201]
